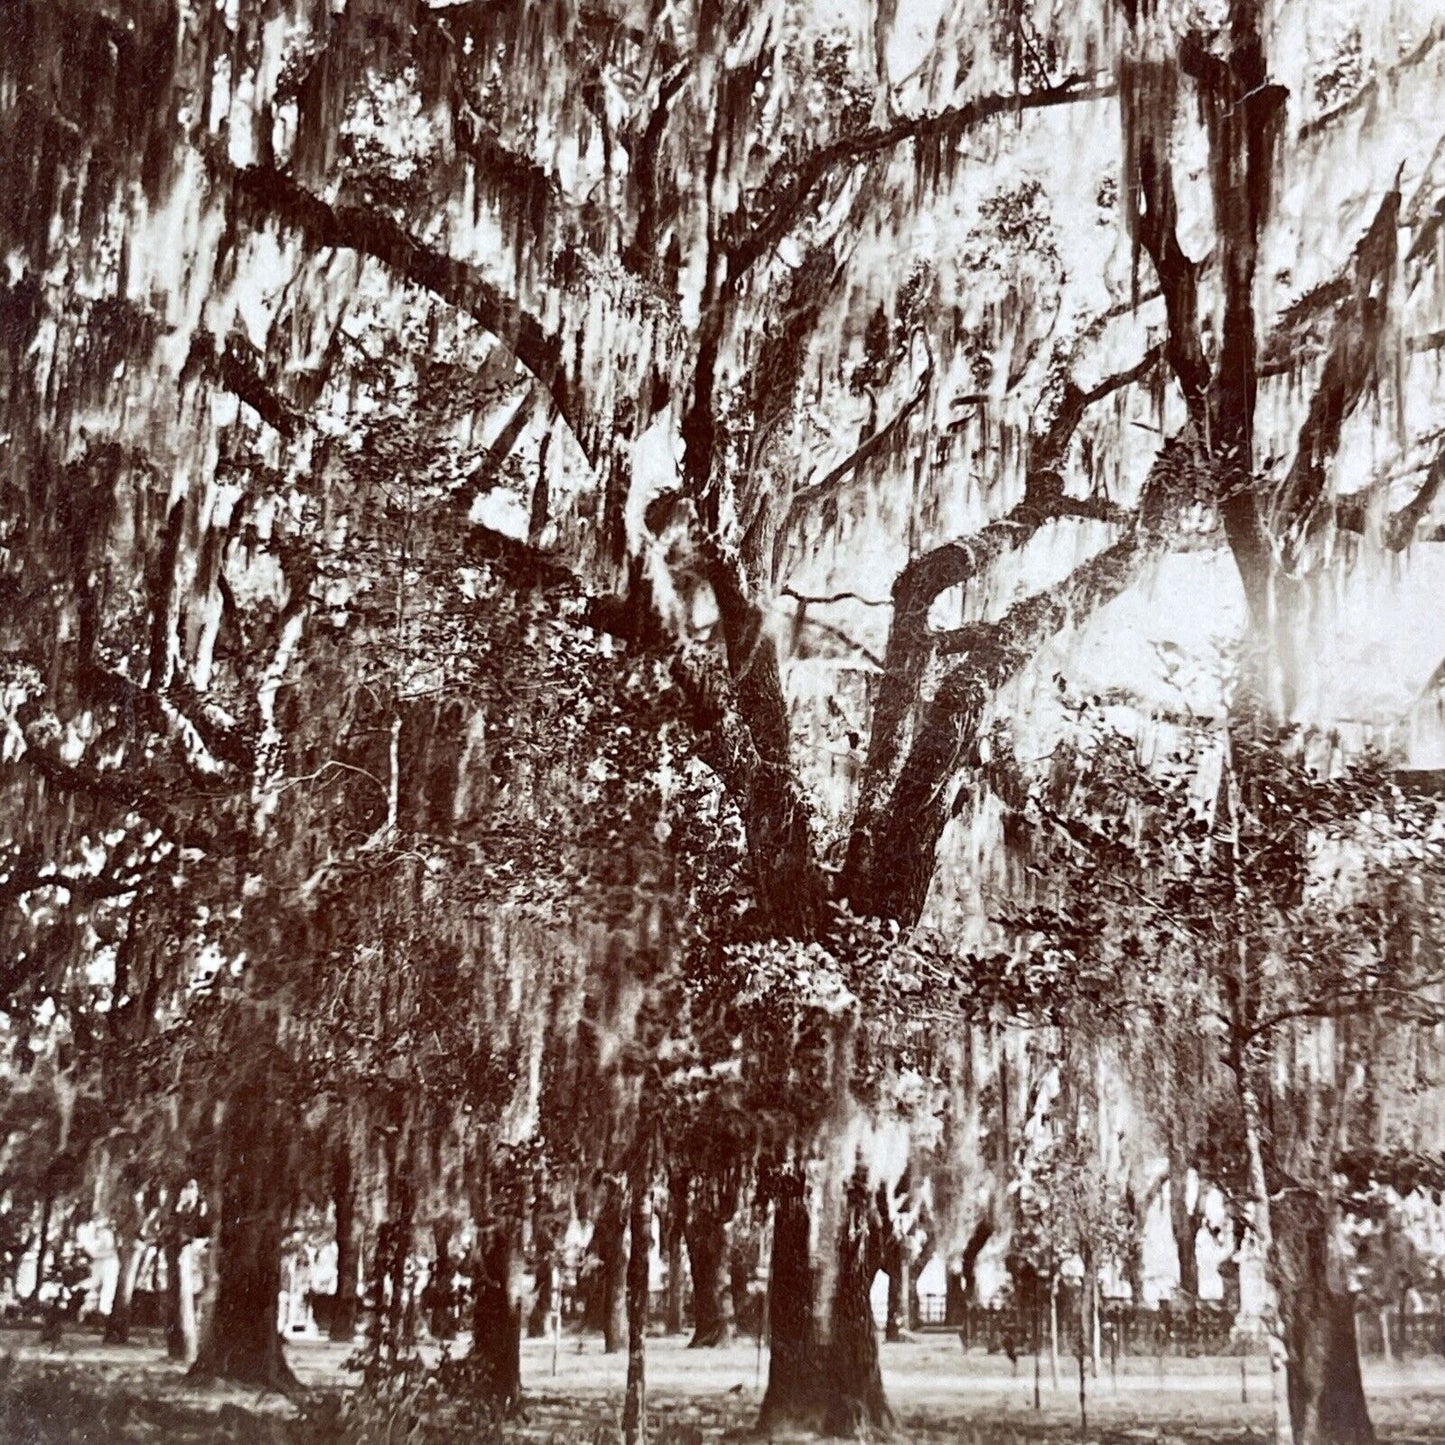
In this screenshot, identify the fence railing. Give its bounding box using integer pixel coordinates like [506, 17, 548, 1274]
[922, 1297, 1445, 1359]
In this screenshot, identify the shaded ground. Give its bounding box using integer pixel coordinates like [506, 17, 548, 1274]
[5, 1328, 1445, 1441]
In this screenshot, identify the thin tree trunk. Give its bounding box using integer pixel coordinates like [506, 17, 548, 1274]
[1050, 1275, 1060, 1389]
[822, 1172, 892, 1438]
[1124, 1193, 1148, 1306]
[174, 1242, 200, 1364]
[885, 1248, 906, 1343]
[623, 1170, 651, 1445]
[431, 1221, 458, 1341]
[331, 1149, 359, 1344]
[945, 1264, 967, 1330]
[758, 1169, 826, 1433]
[1088, 1259, 1100, 1381]
[1033, 1278, 1042, 1410]
[1077, 1267, 1089, 1440]
[386, 1178, 416, 1348]
[189, 1094, 296, 1391]
[374, 1219, 408, 1347]
[468, 1223, 522, 1412]
[1235, 1050, 1307, 1445]
[29, 1188, 52, 1302]
[163, 1235, 187, 1361]
[729, 1245, 753, 1338]
[1077, 1332, 1088, 1441]
[664, 1190, 686, 1336]
[1170, 1169, 1200, 1301]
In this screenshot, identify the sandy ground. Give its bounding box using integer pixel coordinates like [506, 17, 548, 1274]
[8, 1328, 1445, 1440]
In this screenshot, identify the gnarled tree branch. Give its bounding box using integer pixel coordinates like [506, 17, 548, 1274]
[841, 335, 1166, 918]
[726, 76, 1113, 284]
[220, 161, 592, 462]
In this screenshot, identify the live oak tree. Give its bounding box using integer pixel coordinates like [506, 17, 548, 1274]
[4, 0, 1445, 1435]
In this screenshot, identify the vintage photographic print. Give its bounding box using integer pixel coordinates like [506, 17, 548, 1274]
[1, 1, 1443, 1442]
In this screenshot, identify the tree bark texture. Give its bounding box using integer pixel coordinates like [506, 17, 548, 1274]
[1274, 1195, 1375, 1445]
[685, 1204, 733, 1347]
[469, 1224, 523, 1412]
[188, 1095, 295, 1391]
[822, 1174, 892, 1437]
[758, 1170, 827, 1432]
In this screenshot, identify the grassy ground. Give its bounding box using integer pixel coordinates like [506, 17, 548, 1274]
[5, 1328, 1445, 1442]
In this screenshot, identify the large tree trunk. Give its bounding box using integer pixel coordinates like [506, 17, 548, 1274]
[331, 1149, 359, 1344]
[822, 1175, 892, 1437]
[758, 1170, 827, 1433]
[189, 1097, 296, 1392]
[103, 1235, 143, 1345]
[623, 1170, 651, 1445]
[1274, 1195, 1374, 1445]
[590, 1177, 628, 1353]
[685, 1200, 733, 1347]
[468, 1224, 523, 1412]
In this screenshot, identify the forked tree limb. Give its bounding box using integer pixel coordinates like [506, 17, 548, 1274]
[1121, 59, 1211, 425]
[841, 522, 1156, 921]
[844, 337, 1163, 866]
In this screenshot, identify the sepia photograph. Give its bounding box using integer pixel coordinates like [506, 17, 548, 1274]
[1, 1, 1444, 1441]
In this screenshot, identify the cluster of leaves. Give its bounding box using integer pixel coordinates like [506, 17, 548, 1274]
[1011, 1122, 1133, 1283]
[981, 687, 1445, 1222]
